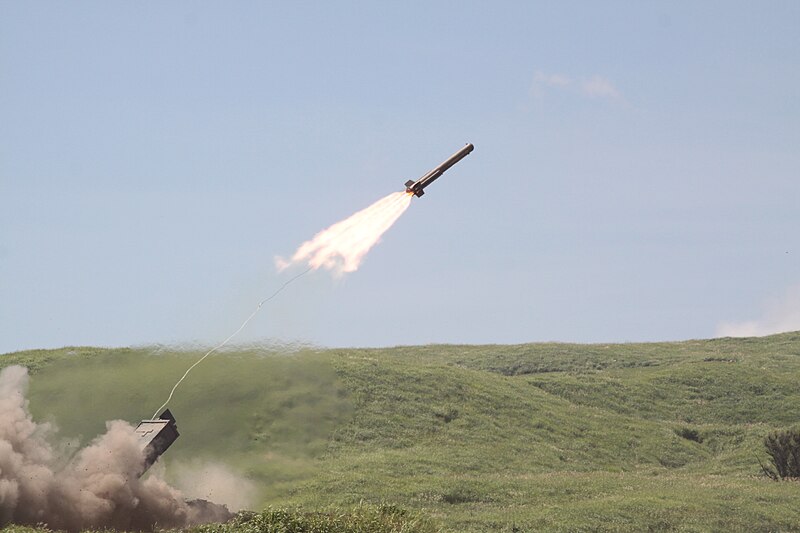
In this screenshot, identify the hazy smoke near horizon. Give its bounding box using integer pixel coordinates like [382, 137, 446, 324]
[0, 365, 229, 531]
[716, 284, 800, 338]
[276, 191, 413, 276]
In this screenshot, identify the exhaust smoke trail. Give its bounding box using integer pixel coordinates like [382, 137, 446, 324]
[153, 191, 412, 415]
[0, 366, 230, 531]
[276, 191, 413, 275]
[152, 267, 311, 419]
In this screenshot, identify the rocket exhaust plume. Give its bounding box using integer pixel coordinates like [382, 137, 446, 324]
[276, 191, 412, 275]
[0, 365, 231, 531]
[276, 143, 473, 273]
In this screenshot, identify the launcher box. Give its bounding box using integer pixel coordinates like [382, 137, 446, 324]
[134, 409, 179, 475]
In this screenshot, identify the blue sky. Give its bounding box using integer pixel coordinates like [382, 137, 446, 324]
[2, 1, 798, 353]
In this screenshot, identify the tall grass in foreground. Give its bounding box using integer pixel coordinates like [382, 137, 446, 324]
[192, 505, 437, 533]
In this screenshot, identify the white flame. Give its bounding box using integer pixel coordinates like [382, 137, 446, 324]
[277, 191, 412, 276]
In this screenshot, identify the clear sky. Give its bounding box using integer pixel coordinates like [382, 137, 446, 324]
[2, 1, 798, 354]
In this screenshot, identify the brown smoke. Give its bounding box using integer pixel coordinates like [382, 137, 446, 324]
[0, 365, 231, 531]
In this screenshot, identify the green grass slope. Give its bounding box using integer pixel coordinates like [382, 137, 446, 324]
[2, 333, 800, 532]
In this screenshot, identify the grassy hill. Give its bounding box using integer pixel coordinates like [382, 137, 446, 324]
[3, 333, 800, 531]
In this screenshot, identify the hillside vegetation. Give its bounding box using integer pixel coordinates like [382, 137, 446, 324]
[3, 332, 800, 532]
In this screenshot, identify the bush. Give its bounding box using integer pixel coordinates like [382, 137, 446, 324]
[676, 427, 703, 443]
[191, 504, 438, 533]
[760, 429, 800, 480]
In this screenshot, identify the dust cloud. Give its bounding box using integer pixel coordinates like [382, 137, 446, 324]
[173, 461, 256, 512]
[0, 365, 232, 531]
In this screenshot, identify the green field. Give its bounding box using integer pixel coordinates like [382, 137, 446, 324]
[3, 333, 800, 531]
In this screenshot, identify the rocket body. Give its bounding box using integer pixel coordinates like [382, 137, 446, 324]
[404, 143, 474, 197]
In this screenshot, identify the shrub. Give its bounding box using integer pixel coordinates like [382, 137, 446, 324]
[760, 429, 800, 480]
[676, 427, 703, 443]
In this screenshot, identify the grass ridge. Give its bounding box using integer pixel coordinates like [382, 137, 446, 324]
[2, 332, 800, 531]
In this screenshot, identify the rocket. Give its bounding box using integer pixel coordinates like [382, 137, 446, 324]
[405, 143, 474, 197]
